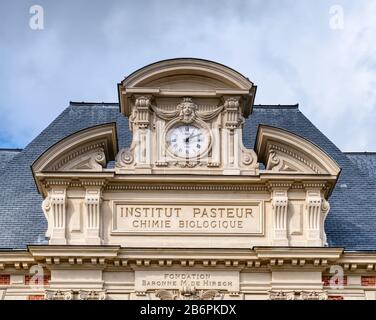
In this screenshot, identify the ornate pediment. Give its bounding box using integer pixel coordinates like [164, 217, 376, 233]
[256, 125, 341, 177]
[118, 58, 256, 118]
[32, 124, 117, 174]
[115, 59, 258, 175]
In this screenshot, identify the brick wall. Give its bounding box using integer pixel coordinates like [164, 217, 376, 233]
[27, 295, 44, 300]
[25, 274, 50, 286]
[322, 275, 348, 287]
[361, 276, 376, 286]
[0, 275, 10, 285]
[328, 296, 344, 300]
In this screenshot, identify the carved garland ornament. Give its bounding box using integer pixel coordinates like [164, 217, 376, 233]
[151, 97, 224, 124]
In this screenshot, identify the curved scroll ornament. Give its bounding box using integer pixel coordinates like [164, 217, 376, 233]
[321, 200, 331, 246]
[89, 148, 106, 170]
[268, 148, 282, 171]
[115, 147, 134, 168]
[42, 195, 52, 238]
[242, 148, 257, 166]
[151, 97, 224, 124]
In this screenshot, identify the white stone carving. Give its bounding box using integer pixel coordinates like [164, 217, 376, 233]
[79, 290, 106, 300]
[300, 290, 328, 300]
[84, 188, 102, 245]
[151, 97, 224, 124]
[129, 96, 152, 130]
[268, 290, 296, 300]
[269, 290, 328, 300]
[48, 188, 67, 245]
[271, 189, 289, 246]
[156, 286, 222, 300]
[45, 290, 73, 300]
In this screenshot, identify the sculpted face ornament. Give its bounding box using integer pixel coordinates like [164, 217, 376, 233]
[177, 97, 197, 123]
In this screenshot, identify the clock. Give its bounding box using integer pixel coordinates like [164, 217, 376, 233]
[166, 124, 210, 159]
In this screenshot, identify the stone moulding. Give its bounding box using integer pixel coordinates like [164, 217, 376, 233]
[118, 58, 257, 117]
[32, 124, 118, 191]
[255, 125, 341, 186]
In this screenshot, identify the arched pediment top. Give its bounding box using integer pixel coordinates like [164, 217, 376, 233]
[121, 58, 254, 90]
[255, 125, 341, 177]
[118, 58, 257, 117]
[32, 124, 118, 174]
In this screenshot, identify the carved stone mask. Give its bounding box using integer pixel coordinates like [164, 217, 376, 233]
[177, 97, 197, 123]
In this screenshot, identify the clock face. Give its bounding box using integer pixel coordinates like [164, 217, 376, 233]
[166, 124, 209, 159]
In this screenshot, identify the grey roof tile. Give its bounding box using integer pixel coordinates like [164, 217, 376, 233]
[345, 152, 376, 180]
[0, 149, 22, 174]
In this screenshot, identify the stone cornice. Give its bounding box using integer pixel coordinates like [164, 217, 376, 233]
[3, 247, 376, 272]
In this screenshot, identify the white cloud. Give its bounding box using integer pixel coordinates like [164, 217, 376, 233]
[0, 0, 375, 150]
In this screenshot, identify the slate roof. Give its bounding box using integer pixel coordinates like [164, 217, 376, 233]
[345, 152, 376, 180]
[0, 102, 375, 250]
[0, 149, 22, 173]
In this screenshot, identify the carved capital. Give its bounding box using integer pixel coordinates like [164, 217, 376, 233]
[300, 291, 328, 300]
[223, 96, 243, 129]
[79, 290, 106, 300]
[156, 286, 222, 300]
[130, 95, 152, 129]
[268, 290, 296, 300]
[45, 290, 73, 300]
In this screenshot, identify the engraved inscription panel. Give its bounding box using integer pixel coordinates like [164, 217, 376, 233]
[112, 201, 263, 235]
[135, 270, 239, 291]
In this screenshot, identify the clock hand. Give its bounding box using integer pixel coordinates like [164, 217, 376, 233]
[188, 133, 201, 140]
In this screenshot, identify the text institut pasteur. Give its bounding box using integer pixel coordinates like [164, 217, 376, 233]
[116, 205, 256, 232]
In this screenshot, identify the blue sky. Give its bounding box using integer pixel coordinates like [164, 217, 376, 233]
[0, 0, 375, 150]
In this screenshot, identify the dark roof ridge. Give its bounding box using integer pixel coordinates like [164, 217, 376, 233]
[69, 101, 119, 107]
[345, 151, 376, 155]
[253, 104, 299, 109]
[0, 148, 23, 152]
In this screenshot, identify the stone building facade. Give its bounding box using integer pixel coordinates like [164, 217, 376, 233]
[0, 58, 376, 300]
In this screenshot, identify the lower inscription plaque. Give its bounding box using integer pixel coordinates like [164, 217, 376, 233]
[135, 270, 239, 291]
[112, 202, 263, 235]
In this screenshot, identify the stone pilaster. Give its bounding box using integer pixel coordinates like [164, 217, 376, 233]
[84, 188, 102, 245]
[49, 187, 67, 245]
[82, 180, 106, 245]
[222, 96, 242, 175]
[130, 95, 153, 173]
[304, 186, 327, 246]
[270, 183, 291, 246]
